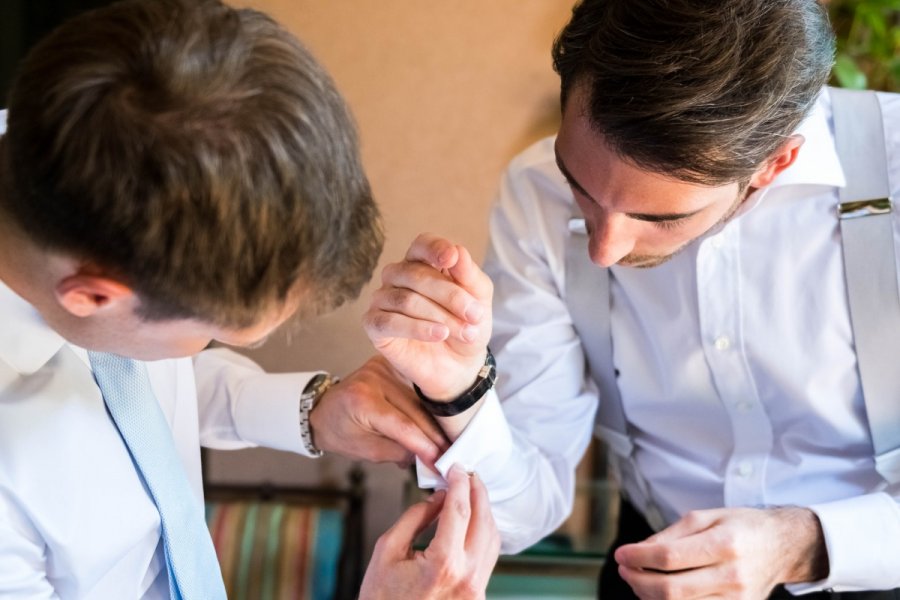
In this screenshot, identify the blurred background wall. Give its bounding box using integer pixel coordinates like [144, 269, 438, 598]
[212, 0, 571, 557]
[0, 0, 572, 557]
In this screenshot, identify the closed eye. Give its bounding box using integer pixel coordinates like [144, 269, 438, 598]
[647, 217, 688, 231]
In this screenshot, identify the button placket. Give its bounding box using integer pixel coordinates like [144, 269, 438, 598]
[696, 226, 773, 507]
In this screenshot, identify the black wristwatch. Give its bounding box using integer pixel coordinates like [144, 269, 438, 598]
[414, 348, 497, 417]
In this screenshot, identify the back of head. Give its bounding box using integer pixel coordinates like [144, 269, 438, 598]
[0, 0, 382, 327]
[552, 0, 836, 185]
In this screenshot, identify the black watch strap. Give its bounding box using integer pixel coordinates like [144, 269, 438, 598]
[414, 348, 497, 417]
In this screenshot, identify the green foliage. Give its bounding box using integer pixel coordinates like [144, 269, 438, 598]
[828, 0, 900, 91]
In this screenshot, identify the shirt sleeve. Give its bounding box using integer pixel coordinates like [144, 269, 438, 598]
[416, 138, 600, 554]
[192, 347, 320, 456]
[785, 491, 900, 594]
[0, 490, 59, 599]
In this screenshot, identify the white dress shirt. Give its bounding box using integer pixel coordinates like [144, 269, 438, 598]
[419, 88, 900, 593]
[0, 271, 317, 594]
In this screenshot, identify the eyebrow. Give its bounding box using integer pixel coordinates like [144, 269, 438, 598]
[554, 147, 704, 223]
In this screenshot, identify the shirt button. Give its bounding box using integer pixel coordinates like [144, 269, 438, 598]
[711, 236, 724, 249]
[737, 462, 754, 477]
[714, 335, 731, 351]
[736, 401, 752, 412]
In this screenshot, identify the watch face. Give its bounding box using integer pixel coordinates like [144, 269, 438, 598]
[303, 373, 329, 397]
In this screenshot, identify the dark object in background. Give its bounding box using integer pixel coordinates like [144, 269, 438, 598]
[0, 0, 115, 104]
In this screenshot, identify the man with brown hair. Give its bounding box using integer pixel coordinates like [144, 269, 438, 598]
[0, 0, 498, 598]
[366, 0, 900, 598]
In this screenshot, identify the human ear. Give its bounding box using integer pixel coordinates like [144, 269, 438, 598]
[55, 274, 133, 318]
[749, 134, 805, 189]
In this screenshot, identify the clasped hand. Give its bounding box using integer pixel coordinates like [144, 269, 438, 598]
[616, 506, 828, 599]
[364, 233, 493, 402]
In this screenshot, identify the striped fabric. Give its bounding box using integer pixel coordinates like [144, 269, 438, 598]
[205, 500, 343, 600]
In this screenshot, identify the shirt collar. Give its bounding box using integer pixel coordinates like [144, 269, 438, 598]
[0, 279, 67, 375]
[768, 89, 846, 190]
[731, 89, 846, 219]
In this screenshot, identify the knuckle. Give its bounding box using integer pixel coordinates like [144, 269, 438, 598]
[456, 579, 482, 599]
[372, 532, 392, 555]
[380, 262, 397, 282]
[683, 510, 703, 528]
[447, 288, 468, 312]
[719, 534, 740, 560]
[656, 546, 678, 571]
[369, 312, 393, 334]
[449, 496, 471, 521]
[388, 288, 413, 311]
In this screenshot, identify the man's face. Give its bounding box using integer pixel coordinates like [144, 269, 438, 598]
[117, 306, 294, 359]
[555, 87, 745, 268]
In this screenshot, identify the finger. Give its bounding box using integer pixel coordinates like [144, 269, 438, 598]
[404, 233, 460, 270]
[616, 531, 723, 574]
[363, 308, 449, 345]
[646, 509, 721, 544]
[378, 490, 447, 559]
[430, 465, 472, 555]
[365, 401, 444, 466]
[376, 367, 450, 453]
[465, 472, 498, 558]
[352, 435, 414, 465]
[447, 244, 493, 302]
[380, 261, 485, 325]
[619, 563, 727, 600]
[370, 286, 478, 343]
[616, 510, 720, 571]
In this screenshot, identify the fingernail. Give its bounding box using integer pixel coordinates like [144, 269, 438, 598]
[438, 248, 455, 266]
[465, 303, 484, 323]
[461, 325, 478, 342]
[427, 490, 447, 503]
[432, 324, 449, 340]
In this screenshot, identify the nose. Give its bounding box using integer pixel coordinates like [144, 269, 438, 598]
[588, 213, 634, 267]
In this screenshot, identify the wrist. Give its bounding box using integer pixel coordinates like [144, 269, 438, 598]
[414, 349, 496, 418]
[300, 373, 338, 458]
[415, 350, 489, 401]
[777, 507, 829, 584]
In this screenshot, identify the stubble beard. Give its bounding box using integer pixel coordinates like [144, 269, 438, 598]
[616, 185, 749, 269]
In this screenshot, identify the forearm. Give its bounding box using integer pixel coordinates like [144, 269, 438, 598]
[193, 347, 315, 454]
[775, 506, 829, 584]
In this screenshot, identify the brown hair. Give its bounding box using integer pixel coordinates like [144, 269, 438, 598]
[552, 0, 836, 185]
[0, 0, 382, 327]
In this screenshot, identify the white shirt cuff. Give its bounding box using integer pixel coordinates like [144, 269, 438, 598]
[232, 370, 319, 457]
[785, 492, 900, 594]
[417, 390, 528, 502]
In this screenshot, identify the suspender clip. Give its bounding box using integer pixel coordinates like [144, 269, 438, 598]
[838, 198, 892, 220]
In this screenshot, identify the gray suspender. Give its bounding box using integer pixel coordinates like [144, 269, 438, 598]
[831, 88, 900, 485]
[564, 88, 899, 530]
[564, 220, 666, 531]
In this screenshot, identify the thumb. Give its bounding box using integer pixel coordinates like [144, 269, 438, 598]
[378, 491, 447, 558]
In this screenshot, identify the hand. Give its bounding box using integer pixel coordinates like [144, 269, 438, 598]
[359, 465, 501, 600]
[615, 507, 829, 599]
[364, 233, 493, 401]
[309, 355, 449, 468]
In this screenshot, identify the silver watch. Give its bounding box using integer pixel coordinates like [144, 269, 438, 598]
[299, 373, 337, 458]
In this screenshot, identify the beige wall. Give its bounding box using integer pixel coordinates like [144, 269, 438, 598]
[207, 0, 574, 556]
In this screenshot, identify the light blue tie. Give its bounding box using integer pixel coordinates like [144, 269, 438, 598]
[88, 351, 227, 600]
